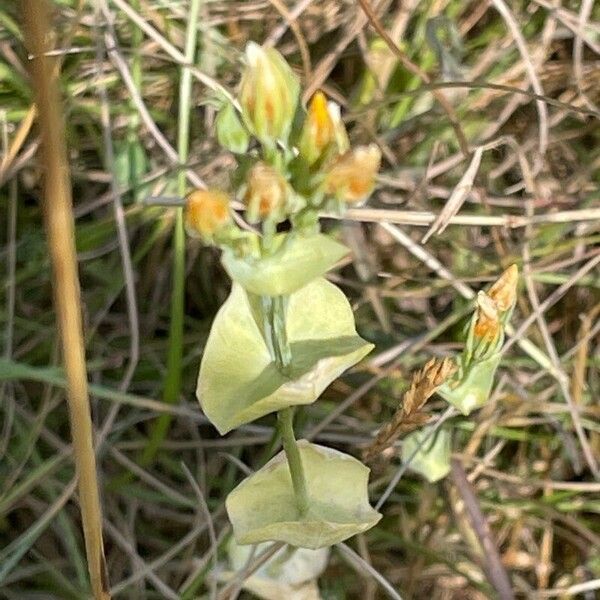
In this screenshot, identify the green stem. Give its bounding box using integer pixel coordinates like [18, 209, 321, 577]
[266, 294, 309, 516]
[142, 0, 202, 466]
[278, 407, 309, 516]
[127, 0, 143, 200]
[267, 295, 292, 372]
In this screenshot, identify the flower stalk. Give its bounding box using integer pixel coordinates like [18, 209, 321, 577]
[142, 0, 202, 467]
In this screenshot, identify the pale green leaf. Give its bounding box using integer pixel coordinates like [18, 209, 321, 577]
[402, 426, 451, 483]
[218, 575, 321, 600]
[216, 102, 249, 154]
[438, 353, 502, 415]
[226, 441, 381, 549]
[229, 541, 329, 585]
[221, 233, 348, 296]
[198, 278, 373, 434]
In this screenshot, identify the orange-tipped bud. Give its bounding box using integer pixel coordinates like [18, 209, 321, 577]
[239, 42, 300, 145]
[325, 144, 381, 203]
[298, 91, 335, 165]
[244, 163, 288, 222]
[488, 264, 519, 312]
[473, 292, 501, 342]
[185, 190, 231, 239]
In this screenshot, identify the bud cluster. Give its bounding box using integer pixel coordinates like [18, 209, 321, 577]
[470, 264, 518, 356]
[184, 42, 381, 249]
[439, 264, 519, 416]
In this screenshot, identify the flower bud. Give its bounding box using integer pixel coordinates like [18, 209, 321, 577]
[215, 102, 249, 154]
[328, 101, 350, 154]
[488, 264, 518, 313]
[473, 291, 500, 343]
[185, 190, 231, 240]
[244, 162, 288, 223]
[437, 270, 518, 416]
[325, 144, 381, 203]
[298, 91, 335, 165]
[239, 42, 300, 145]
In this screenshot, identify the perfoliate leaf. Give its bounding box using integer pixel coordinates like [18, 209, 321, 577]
[218, 576, 321, 600]
[226, 441, 382, 549]
[197, 278, 373, 434]
[221, 232, 348, 296]
[224, 540, 328, 600]
[228, 539, 329, 586]
[401, 426, 451, 482]
[438, 352, 502, 415]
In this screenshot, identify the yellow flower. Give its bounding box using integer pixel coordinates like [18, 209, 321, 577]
[185, 190, 231, 239]
[239, 42, 300, 145]
[488, 264, 519, 312]
[244, 163, 288, 222]
[325, 145, 381, 203]
[473, 292, 500, 342]
[298, 91, 335, 165]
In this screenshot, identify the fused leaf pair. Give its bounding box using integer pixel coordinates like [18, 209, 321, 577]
[222, 231, 348, 296]
[226, 441, 382, 548]
[225, 540, 329, 600]
[198, 277, 373, 434]
[198, 241, 377, 548]
[402, 426, 452, 483]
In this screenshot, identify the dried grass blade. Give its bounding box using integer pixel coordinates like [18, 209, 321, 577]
[422, 147, 483, 243]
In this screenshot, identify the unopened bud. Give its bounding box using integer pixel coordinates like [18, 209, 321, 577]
[298, 91, 335, 165]
[327, 101, 350, 154]
[244, 163, 288, 223]
[473, 292, 500, 342]
[215, 102, 249, 154]
[488, 264, 518, 312]
[185, 190, 231, 240]
[239, 42, 300, 145]
[325, 145, 381, 203]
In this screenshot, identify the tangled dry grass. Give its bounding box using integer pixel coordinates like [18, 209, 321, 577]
[1, 1, 599, 598]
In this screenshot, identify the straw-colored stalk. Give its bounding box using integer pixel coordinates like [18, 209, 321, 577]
[21, 1, 110, 598]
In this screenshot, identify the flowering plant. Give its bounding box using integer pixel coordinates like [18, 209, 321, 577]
[187, 43, 382, 549]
